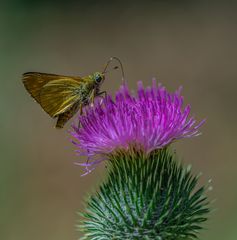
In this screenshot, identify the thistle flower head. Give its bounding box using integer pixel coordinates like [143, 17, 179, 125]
[71, 80, 204, 173]
[71, 79, 210, 239]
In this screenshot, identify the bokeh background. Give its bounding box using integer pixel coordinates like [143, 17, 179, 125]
[1, 0, 236, 239]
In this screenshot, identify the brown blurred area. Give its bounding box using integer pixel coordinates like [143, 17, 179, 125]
[0, 1, 237, 239]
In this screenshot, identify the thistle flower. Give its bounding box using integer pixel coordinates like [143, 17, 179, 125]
[71, 80, 204, 173]
[71, 80, 210, 239]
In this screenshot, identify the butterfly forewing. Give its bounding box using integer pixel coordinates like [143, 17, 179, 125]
[22, 72, 87, 118]
[22, 72, 83, 103]
[39, 79, 83, 117]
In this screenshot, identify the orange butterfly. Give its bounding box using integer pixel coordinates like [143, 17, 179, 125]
[22, 57, 124, 128]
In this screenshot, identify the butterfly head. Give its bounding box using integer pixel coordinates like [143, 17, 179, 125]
[92, 72, 105, 85]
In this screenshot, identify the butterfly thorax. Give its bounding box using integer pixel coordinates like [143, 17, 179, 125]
[78, 72, 104, 104]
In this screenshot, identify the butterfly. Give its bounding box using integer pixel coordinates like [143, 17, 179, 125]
[22, 57, 124, 128]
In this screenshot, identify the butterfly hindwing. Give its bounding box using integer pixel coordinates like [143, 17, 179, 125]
[56, 102, 81, 128]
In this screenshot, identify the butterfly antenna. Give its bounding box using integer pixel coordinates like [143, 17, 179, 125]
[103, 57, 125, 84]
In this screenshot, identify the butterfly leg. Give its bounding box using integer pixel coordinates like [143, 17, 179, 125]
[77, 103, 83, 128]
[79, 103, 83, 115]
[89, 89, 96, 107]
[78, 88, 96, 128]
[97, 91, 107, 98]
[96, 91, 107, 105]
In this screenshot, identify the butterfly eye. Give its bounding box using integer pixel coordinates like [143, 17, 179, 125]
[95, 75, 102, 83]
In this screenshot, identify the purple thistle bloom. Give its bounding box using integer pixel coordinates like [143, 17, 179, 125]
[71, 80, 205, 174]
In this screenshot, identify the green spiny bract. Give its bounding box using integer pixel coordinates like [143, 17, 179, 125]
[79, 149, 210, 240]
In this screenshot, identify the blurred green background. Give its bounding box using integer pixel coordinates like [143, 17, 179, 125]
[1, 0, 236, 239]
